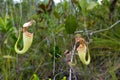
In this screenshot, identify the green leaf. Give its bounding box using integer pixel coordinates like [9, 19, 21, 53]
[6, 20, 12, 31]
[53, 11, 60, 19]
[63, 0, 68, 10]
[109, 70, 118, 80]
[92, 38, 120, 50]
[79, 0, 87, 15]
[3, 55, 15, 59]
[50, 46, 62, 58]
[54, 24, 65, 34]
[0, 17, 6, 30]
[48, 78, 52, 80]
[61, 76, 67, 80]
[33, 74, 39, 80]
[65, 15, 77, 34]
[43, 0, 49, 6]
[87, 1, 97, 10]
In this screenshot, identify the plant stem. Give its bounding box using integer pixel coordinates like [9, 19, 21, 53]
[69, 43, 76, 80]
[52, 32, 56, 75]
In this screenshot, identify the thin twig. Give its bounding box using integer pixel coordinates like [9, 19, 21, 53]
[52, 32, 56, 75]
[75, 30, 84, 33]
[69, 43, 77, 80]
[75, 20, 120, 35]
[69, 0, 73, 79]
[91, 20, 120, 34]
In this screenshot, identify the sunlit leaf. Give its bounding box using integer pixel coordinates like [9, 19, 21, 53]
[61, 76, 67, 80]
[78, 0, 87, 15]
[3, 55, 15, 59]
[63, 0, 68, 10]
[33, 74, 39, 80]
[87, 1, 97, 10]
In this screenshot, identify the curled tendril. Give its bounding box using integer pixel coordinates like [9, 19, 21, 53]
[14, 20, 35, 54]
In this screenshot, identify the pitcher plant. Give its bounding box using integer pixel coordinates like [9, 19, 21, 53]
[14, 20, 35, 54]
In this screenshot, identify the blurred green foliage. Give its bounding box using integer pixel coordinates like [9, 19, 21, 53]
[0, 0, 120, 80]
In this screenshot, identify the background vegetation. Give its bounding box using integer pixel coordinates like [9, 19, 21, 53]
[0, 0, 120, 80]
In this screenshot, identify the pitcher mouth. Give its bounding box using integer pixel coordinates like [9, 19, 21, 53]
[24, 31, 33, 37]
[22, 20, 35, 36]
